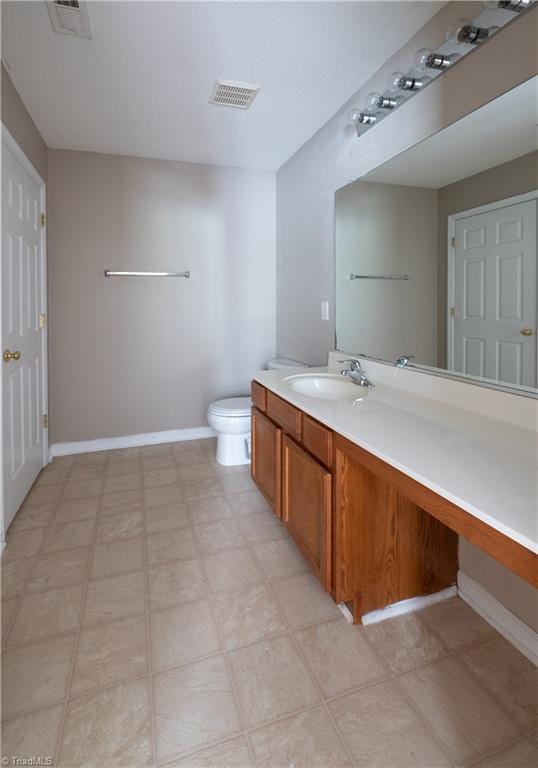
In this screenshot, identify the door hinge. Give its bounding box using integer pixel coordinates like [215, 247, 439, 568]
[450, 306, 457, 318]
[42, 415, 48, 429]
[451, 236, 456, 248]
[40, 212, 46, 227]
[39, 313, 47, 329]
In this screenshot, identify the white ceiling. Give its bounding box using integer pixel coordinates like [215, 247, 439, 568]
[363, 77, 538, 189]
[2, 1, 444, 171]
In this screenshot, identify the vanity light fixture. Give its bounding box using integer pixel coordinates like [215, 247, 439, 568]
[446, 18, 499, 45]
[414, 47, 461, 70]
[348, 1, 531, 140]
[365, 91, 401, 110]
[484, 0, 533, 10]
[387, 71, 431, 92]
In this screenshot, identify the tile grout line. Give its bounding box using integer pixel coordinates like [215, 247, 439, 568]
[191, 518, 258, 768]
[462, 733, 536, 768]
[365, 617, 527, 768]
[247, 531, 355, 762]
[454, 646, 530, 737]
[356, 620, 461, 768]
[1, 463, 71, 623]
[141, 485, 158, 768]
[3, 612, 516, 734]
[2, 455, 98, 751]
[258, 562, 359, 768]
[52, 452, 109, 766]
[2, 466, 73, 652]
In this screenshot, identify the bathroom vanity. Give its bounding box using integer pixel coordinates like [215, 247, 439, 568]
[250, 363, 537, 623]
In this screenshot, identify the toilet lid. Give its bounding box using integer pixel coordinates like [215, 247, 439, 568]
[209, 397, 252, 417]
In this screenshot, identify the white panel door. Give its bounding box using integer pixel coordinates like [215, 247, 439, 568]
[2, 137, 47, 532]
[452, 199, 537, 388]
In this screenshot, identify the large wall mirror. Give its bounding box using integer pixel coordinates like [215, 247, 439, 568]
[335, 77, 537, 395]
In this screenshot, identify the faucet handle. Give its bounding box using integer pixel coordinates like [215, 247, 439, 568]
[339, 358, 361, 370]
[395, 355, 414, 368]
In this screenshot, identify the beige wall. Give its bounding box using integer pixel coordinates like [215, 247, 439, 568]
[1, 64, 47, 180]
[48, 150, 276, 442]
[335, 181, 438, 365]
[459, 539, 537, 633]
[436, 150, 538, 367]
[276, 3, 537, 629]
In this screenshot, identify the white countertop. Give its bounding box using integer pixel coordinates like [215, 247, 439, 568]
[253, 366, 538, 554]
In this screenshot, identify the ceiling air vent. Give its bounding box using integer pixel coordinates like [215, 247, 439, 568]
[47, 1, 92, 39]
[210, 80, 260, 110]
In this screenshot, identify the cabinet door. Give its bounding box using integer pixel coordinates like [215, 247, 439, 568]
[334, 434, 457, 620]
[251, 407, 282, 517]
[282, 435, 331, 590]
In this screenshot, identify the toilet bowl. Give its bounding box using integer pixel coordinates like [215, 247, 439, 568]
[207, 397, 252, 466]
[208, 360, 308, 467]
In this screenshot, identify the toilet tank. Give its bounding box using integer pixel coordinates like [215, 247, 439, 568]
[266, 357, 308, 370]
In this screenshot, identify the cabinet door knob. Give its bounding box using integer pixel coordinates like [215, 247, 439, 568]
[3, 349, 21, 363]
[520, 328, 534, 337]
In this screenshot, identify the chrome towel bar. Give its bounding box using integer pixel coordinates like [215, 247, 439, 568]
[104, 270, 190, 278]
[349, 273, 409, 281]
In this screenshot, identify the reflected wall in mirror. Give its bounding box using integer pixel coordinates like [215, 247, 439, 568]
[335, 77, 537, 394]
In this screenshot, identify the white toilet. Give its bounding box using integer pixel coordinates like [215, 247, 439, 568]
[207, 357, 307, 466]
[207, 397, 252, 466]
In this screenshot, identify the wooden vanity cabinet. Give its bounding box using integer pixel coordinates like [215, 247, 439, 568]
[282, 435, 331, 590]
[251, 407, 282, 517]
[251, 381, 458, 622]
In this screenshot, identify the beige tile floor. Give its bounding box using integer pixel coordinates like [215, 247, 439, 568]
[1, 438, 536, 768]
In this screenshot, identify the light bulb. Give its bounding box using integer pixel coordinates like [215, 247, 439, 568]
[351, 110, 384, 134]
[414, 48, 435, 68]
[365, 91, 401, 110]
[387, 71, 406, 92]
[447, 18, 490, 44]
[387, 71, 430, 92]
[365, 91, 383, 110]
[414, 47, 461, 70]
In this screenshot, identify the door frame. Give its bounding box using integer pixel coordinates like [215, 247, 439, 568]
[447, 189, 538, 372]
[1, 123, 48, 538]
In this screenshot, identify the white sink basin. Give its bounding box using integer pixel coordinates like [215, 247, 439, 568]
[283, 373, 365, 401]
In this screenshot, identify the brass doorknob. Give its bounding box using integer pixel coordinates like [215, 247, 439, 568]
[3, 349, 21, 363]
[520, 328, 534, 337]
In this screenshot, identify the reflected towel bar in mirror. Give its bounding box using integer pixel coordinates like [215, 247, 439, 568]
[104, 270, 190, 278]
[348, 273, 409, 281]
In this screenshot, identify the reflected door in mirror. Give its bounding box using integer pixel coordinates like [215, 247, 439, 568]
[451, 199, 536, 388]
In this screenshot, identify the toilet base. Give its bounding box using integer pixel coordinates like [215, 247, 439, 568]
[216, 432, 251, 466]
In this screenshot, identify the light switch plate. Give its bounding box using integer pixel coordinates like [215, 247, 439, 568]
[321, 300, 330, 321]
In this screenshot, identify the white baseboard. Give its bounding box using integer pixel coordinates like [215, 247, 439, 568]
[361, 586, 457, 626]
[50, 426, 216, 458]
[458, 571, 537, 666]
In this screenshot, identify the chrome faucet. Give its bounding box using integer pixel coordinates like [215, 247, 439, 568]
[395, 355, 414, 368]
[339, 359, 375, 388]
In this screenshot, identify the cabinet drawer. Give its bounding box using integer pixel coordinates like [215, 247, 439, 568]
[266, 392, 302, 440]
[251, 381, 267, 412]
[303, 414, 333, 468]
